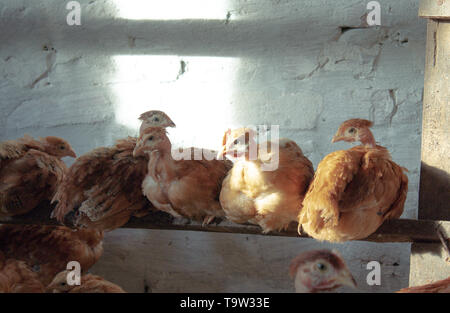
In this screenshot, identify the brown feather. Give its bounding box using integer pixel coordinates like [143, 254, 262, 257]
[52, 137, 153, 231]
[0, 224, 103, 286]
[299, 144, 408, 242]
[397, 277, 450, 293]
[0, 251, 45, 293]
[0, 135, 71, 217]
[47, 271, 125, 293]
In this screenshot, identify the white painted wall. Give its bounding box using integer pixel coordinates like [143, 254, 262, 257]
[0, 0, 425, 292]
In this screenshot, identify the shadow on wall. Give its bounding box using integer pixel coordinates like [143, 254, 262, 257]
[419, 162, 450, 221]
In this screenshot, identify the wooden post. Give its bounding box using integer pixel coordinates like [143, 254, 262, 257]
[410, 0, 450, 286]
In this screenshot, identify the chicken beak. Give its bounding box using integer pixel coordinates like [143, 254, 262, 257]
[168, 120, 176, 128]
[336, 269, 357, 289]
[68, 149, 77, 158]
[331, 134, 343, 143]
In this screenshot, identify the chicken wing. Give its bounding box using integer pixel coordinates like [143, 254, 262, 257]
[298, 119, 408, 242]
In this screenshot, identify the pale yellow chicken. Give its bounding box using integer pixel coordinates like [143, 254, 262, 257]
[133, 127, 232, 224]
[0, 224, 103, 286]
[47, 270, 125, 293]
[218, 128, 314, 233]
[298, 119, 408, 242]
[51, 110, 176, 231]
[290, 249, 357, 293]
[0, 135, 76, 217]
[0, 251, 45, 293]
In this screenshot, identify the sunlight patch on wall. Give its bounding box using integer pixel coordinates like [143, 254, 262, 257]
[113, 0, 231, 20]
[111, 55, 240, 150]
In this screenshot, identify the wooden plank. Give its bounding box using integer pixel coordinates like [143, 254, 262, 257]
[419, 0, 450, 19]
[1, 201, 449, 244]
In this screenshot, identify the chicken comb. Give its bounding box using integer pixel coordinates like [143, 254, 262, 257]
[339, 118, 374, 130]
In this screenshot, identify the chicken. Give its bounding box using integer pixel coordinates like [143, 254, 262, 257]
[0, 251, 45, 293]
[298, 119, 408, 242]
[0, 135, 76, 217]
[218, 128, 314, 233]
[52, 110, 176, 231]
[133, 127, 232, 224]
[0, 224, 103, 286]
[397, 277, 450, 293]
[47, 270, 125, 293]
[290, 249, 357, 293]
[139, 110, 176, 136]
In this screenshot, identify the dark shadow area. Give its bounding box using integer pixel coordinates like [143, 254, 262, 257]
[419, 162, 450, 221]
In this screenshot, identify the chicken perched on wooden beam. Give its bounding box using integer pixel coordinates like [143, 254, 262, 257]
[290, 249, 357, 293]
[298, 119, 408, 242]
[0, 135, 76, 217]
[52, 110, 176, 231]
[218, 128, 314, 233]
[47, 270, 125, 293]
[0, 224, 103, 286]
[133, 127, 232, 224]
[0, 251, 45, 293]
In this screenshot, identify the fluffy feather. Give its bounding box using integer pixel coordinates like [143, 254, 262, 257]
[397, 277, 450, 293]
[299, 119, 408, 242]
[51, 137, 152, 231]
[219, 128, 314, 232]
[47, 270, 125, 293]
[0, 224, 103, 286]
[0, 135, 75, 217]
[0, 251, 45, 293]
[289, 249, 356, 293]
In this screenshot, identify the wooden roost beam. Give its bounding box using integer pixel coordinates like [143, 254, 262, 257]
[0, 202, 449, 244]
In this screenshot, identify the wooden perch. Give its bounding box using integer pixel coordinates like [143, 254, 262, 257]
[0, 201, 449, 244]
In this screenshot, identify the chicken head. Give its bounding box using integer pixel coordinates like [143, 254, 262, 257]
[290, 249, 357, 293]
[331, 119, 376, 147]
[41, 136, 77, 158]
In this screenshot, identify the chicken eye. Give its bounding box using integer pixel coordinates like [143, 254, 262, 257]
[148, 136, 154, 141]
[59, 146, 65, 150]
[316, 263, 327, 272]
[348, 128, 356, 134]
[153, 117, 160, 122]
[233, 139, 239, 145]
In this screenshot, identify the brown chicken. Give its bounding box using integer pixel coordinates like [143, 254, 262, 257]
[298, 119, 408, 242]
[0, 224, 103, 286]
[133, 127, 232, 224]
[290, 249, 357, 293]
[218, 128, 314, 233]
[397, 277, 450, 293]
[0, 135, 76, 217]
[0, 251, 45, 293]
[51, 111, 176, 231]
[47, 270, 125, 293]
